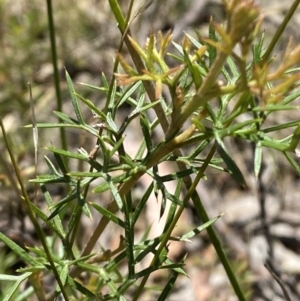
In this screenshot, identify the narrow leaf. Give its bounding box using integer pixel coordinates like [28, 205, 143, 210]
[157, 272, 179, 301]
[82, 203, 92, 219]
[66, 276, 96, 298]
[30, 201, 65, 238]
[56, 264, 68, 293]
[74, 93, 106, 120]
[132, 182, 154, 225]
[2, 272, 32, 301]
[54, 152, 68, 175]
[217, 140, 247, 187]
[90, 202, 125, 227]
[140, 113, 152, 151]
[284, 151, 300, 176]
[45, 146, 87, 160]
[53, 111, 79, 124]
[65, 70, 85, 124]
[0, 233, 39, 266]
[287, 123, 300, 151]
[44, 155, 62, 177]
[109, 181, 124, 211]
[180, 214, 222, 240]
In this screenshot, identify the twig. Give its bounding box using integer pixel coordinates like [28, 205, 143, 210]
[264, 262, 292, 301]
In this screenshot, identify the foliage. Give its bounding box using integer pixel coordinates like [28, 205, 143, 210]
[1, 0, 300, 300]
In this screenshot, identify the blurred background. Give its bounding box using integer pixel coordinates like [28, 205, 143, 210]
[1, 1, 300, 300]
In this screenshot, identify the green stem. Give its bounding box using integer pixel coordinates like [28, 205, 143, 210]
[81, 3, 247, 300]
[108, 0, 169, 132]
[168, 50, 230, 137]
[0, 119, 69, 301]
[261, 0, 300, 65]
[191, 176, 247, 301]
[132, 143, 217, 301]
[46, 0, 67, 153]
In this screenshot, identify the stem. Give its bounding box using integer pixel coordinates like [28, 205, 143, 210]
[132, 143, 217, 301]
[0, 119, 69, 301]
[77, 3, 247, 300]
[191, 177, 247, 301]
[261, 0, 300, 65]
[46, 0, 67, 153]
[168, 50, 230, 137]
[108, 0, 169, 132]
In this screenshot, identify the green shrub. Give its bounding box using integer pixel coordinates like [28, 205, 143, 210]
[1, 0, 300, 300]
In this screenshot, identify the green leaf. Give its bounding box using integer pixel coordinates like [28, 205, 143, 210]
[208, 22, 217, 66]
[157, 272, 179, 301]
[44, 155, 62, 177]
[185, 32, 204, 49]
[133, 262, 185, 279]
[252, 104, 299, 112]
[106, 112, 118, 132]
[14, 287, 34, 301]
[0, 233, 39, 266]
[90, 202, 125, 227]
[49, 190, 77, 210]
[0, 274, 28, 281]
[54, 152, 68, 175]
[56, 264, 68, 293]
[109, 136, 126, 158]
[164, 257, 187, 276]
[180, 214, 222, 241]
[217, 140, 247, 187]
[287, 123, 300, 151]
[165, 192, 185, 208]
[183, 49, 202, 89]
[16, 266, 45, 273]
[0, 272, 32, 301]
[76, 179, 85, 207]
[261, 138, 289, 151]
[30, 175, 70, 184]
[116, 81, 142, 108]
[45, 146, 88, 160]
[225, 56, 239, 81]
[66, 276, 96, 298]
[98, 268, 119, 296]
[82, 203, 92, 219]
[159, 184, 167, 219]
[74, 93, 107, 120]
[134, 99, 161, 115]
[263, 120, 300, 133]
[92, 171, 133, 193]
[65, 70, 85, 124]
[140, 113, 152, 151]
[132, 182, 154, 225]
[47, 203, 68, 220]
[284, 151, 300, 176]
[134, 238, 161, 264]
[220, 118, 262, 138]
[109, 181, 124, 211]
[92, 181, 110, 193]
[53, 111, 79, 124]
[157, 167, 198, 182]
[30, 201, 65, 238]
[164, 180, 183, 232]
[25, 246, 59, 262]
[252, 32, 265, 63]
